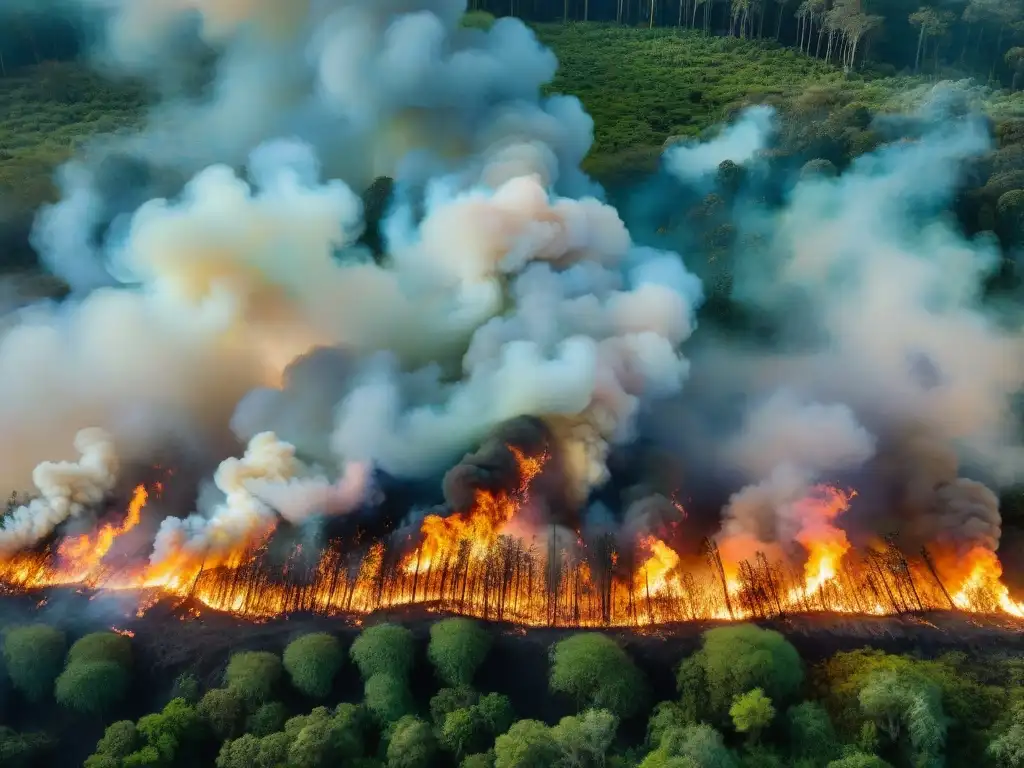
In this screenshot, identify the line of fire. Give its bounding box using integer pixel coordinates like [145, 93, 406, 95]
[0, 446, 1020, 627]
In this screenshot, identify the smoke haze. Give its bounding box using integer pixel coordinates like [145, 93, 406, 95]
[0, 2, 1021, 601]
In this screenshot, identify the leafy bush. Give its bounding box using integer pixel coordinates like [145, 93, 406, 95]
[551, 709, 618, 767]
[493, 719, 560, 768]
[131, 698, 204, 766]
[224, 651, 283, 705]
[247, 701, 288, 736]
[387, 715, 437, 768]
[54, 660, 129, 715]
[286, 702, 366, 766]
[0, 727, 53, 768]
[680, 624, 803, 722]
[826, 754, 893, 768]
[2, 624, 66, 702]
[350, 623, 415, 681]
[93, 721, 140, 759]
[441, 708, 489, 760]
[283, 632, 344, 699]
[172, 672, 201, 704]
[198, 687, 246, 740]
[641, 723, 736, 768]
[67, 632, 133, 668]
[428, 618, 492, 687]
[365, 673, 414, 724]
[431, 685, 479, 726]
[730, 689, 775, 742]
[549, 633, 650, 719]
[788, 701, 838, 762]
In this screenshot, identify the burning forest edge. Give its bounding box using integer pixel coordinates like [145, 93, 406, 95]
[1, 444, 1021, 629]
[0, 1, 1024, 647]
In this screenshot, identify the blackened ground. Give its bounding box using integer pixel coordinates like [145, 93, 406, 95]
[0, 588, 1021, 767]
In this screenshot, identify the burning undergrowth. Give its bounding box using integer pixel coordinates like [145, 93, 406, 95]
[0, 3, 1022, 627]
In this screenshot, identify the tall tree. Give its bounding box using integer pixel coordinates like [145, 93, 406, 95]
[910, 7, 954, 73]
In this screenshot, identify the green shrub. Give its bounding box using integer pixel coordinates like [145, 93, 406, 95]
[247, 701, 288, 736]
[67, 632, 132, 668]
[283, 632, 344, 699]
[365, 672, 414, 724]
[93, 720, 140, 759]
[0, 727, 53, 768]
[54, 660, 129, 715]
[679, 624, 803, 722]
[386, 715, 437, 768]
[350, 623, 415, 681]
[428, 618, 492, 688]
[493, 719, 559, 768]
[2, 624, 66, 702]
[198, 687, 246, 740]
[172, 672, 201, 704]
[224, 651, 283, 705]
[431, 686, 479, 726]
[549, 633, 650, 719]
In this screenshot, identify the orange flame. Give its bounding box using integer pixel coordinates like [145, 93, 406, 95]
[56, 485, 148, 583]
[635, 536, 680, 595]
[403, 445, 547, 574]
[793, 485, 855, 596]
[0, 471, 1021, 628]
[951, 547, 1024, 617]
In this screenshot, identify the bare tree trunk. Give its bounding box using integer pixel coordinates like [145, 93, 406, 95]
[914, 25, 924, 73]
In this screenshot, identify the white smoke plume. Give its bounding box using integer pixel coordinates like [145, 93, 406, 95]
[0, 428, 118, 558]
[664, 105, 775, 181]
[673, 99, 1019, 559]
[723, 390, 876, 482]
[716, 392, 873, 555]
[150, 432, 369, 567]
[34, 0, 599, 291]
[226, 166, 702, 498]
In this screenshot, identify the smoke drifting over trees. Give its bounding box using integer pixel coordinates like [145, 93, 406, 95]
[0, 0, 1020, 609]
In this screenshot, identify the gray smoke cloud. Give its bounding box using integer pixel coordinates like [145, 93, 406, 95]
[0, 0, 1020, 602]
[665, 93, 1020, 563]
[0, 1, 706, 566]
[664, 105, 775, 181]
[32, 0, 599, 292]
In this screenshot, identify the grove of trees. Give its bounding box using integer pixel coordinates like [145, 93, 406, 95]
[0, 618, 1020, 768]
[463, 0, 1024, 85]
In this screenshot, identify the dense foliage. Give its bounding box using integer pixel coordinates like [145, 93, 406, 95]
[0, 618, 1019, 768]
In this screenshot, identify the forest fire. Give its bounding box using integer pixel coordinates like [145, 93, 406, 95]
[0, 448, 1020, 628]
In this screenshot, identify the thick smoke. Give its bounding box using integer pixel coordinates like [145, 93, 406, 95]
[223, 163, 701, 503]
[33, 0, 599, 291]
[150, 431, 369, 568]
[664, 105, 775, 181]
[666, 95, 1021, 564]
[0, 428, 118, 557]
[716, 391, 875, 560]
[0, 1, 702, 564]
[1, 0, 1022, 603]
